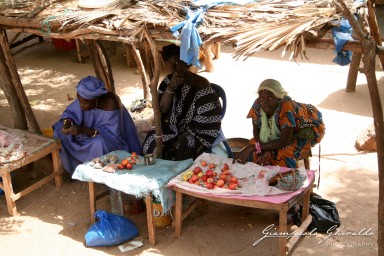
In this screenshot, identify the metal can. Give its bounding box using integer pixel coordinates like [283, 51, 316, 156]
[144, 154, 155, 165]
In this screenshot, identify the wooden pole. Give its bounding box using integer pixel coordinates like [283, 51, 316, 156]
[142, 26, 162, 158]
[0, 52, 27, 129]
[0, 28, 40, 132]
[130, 43, 151, 100]
[367, 0, 384, 70]
[86, 40, 115, 93]
[336, 1, 384, 255]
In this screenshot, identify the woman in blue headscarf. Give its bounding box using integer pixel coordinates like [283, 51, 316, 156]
[53, 76, 141, 176]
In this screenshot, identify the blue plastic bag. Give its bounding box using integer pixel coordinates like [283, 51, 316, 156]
[85, 210, 139, 247]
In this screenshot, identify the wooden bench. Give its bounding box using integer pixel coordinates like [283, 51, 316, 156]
[0, 125, 63, 216]
[172, 172, 314, 256]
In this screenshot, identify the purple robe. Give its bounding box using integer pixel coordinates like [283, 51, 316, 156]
[53, 100, 141, 175]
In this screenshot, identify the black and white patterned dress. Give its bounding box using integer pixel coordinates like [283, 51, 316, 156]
[142, 74, 222, 160]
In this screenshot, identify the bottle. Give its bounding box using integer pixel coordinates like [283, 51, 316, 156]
[109, 188, 124, 216]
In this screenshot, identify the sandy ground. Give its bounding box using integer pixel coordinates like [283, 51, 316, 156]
[0, 34, 383, 256]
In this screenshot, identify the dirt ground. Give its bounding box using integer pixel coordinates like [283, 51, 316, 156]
[0, 33, 383, 256]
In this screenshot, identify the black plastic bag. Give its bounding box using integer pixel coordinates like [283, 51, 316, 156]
[295, 193, 341, 233]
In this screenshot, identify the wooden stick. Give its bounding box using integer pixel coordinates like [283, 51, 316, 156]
[130, 43, 151, 100]
[367, 0, 384, 70]
[285, 215, 313, 252]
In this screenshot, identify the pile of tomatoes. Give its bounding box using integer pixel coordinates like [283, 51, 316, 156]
[181, 160, 240, 190]
[117, 152, 138, 170]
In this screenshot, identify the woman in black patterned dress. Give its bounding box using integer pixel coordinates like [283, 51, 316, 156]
[142, 44, 222, 160]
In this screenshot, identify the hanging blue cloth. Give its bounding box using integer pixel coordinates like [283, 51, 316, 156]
[170, 1, 256, 68]
[331, 17, 354, 66]
[171, 7, 206, 68]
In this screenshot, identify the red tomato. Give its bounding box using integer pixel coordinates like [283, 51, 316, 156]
[219, 173, 227, 181]
[194, 166, 202, 175]
[228, 183, 237, 190]
[206, 169, 214, 177]
[200, 175, 208, 182]
[230, 176, 238, 184]
[216, 179, 225, 187]
[121, 158, 129, 166]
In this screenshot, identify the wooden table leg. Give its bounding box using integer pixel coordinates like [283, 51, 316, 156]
[51, 148, 63, 187]
[278, 209, 288, 256]
[145, 194, 156, 245]
[88, 182, 96, 224]
[174, 190, 183, 238]
[2, 172, 19, 216]
[301, 188, 311, 220]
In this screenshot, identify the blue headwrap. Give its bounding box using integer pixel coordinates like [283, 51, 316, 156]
[76, 76, 107, 100]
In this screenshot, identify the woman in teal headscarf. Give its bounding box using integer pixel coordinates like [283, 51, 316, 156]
[233, 79, 325, 168]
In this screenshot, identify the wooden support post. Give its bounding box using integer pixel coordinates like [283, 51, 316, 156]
[2, 171, 19, 216]
[201, 41, 215, 72]
[278, 209, 288, 256]
[174, 190, 183, 238]
[145, 193, 156, 245]
[212, 42, 221, 60]
[75, 39, 83, 63]
[52, 144, 63, 187]
[346, 51, 362, 92]
[124, 43, 136, 68]
[0, 28, 40, 132]
[88, 182, 96, 224]
[367, 0, 384, 70]
[130, 43, 151, 100]
[86, 40, 115, 93]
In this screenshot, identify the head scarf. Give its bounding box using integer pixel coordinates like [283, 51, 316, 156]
[76, 76, 107, 100]
[257, 79, 287, 99]
[257, 79, 285, 142]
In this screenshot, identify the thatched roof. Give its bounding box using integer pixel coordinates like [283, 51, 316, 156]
[0, 0, 362, 60]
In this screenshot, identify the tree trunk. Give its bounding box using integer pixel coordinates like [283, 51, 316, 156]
[336, 1, 384, 255]
[0, 75, 27, 129]
[0, 28, 40, 132]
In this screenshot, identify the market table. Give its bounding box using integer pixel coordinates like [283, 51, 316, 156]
[168, 153, 314, 256]
[72, 150, 193, 245]
[0, 125, 63, 216]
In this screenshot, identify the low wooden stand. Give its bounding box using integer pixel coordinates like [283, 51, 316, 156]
[0, 125, 63, 216]
[172, 177, 314, 256]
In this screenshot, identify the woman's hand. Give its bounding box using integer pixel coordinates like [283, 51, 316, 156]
[62, 119, 73, 134]
[67, 124, 85, 136]
[255, 151, 272, 166]
[232, 145, 254, 164]
[168, 73, 184, 91]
